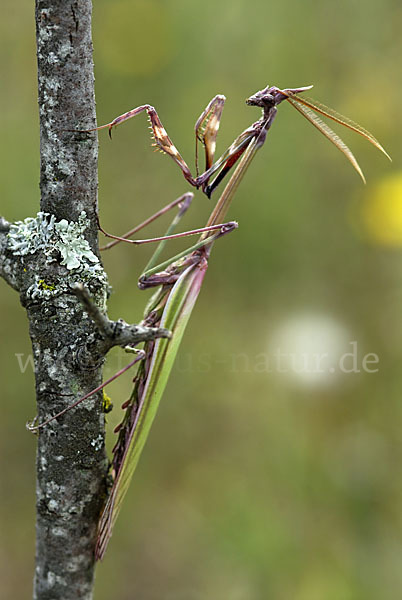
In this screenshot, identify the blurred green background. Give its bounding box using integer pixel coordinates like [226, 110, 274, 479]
[1, 1, 402, 598]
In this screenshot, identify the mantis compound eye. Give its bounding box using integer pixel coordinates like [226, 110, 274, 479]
[263, 93, 275, 105]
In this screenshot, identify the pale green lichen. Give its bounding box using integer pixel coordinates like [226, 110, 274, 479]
[8, 212, 57, 255]
[8, 211, 107, 299]
[8, 211, 98, 270]
[54, 215, 98, 270]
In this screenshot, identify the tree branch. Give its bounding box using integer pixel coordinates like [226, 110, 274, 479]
[0, 218, 21, 291]
[31, 2, 105, 599]
[73, 283, 171, 353]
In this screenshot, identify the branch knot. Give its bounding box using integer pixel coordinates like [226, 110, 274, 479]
[72, 283, 171, 356]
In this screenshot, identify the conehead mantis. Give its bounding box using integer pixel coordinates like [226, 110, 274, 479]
[34, 84, 390, 559]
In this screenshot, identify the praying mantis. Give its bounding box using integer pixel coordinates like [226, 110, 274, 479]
[30, 84, 390, 559]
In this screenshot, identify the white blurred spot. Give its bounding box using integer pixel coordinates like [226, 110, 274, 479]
[267, 313, 351, 388]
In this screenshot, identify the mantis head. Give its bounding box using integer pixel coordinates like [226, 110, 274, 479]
[246, 84, 314, 108]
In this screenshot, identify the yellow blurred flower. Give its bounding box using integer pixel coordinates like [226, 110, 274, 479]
[360, 172, 402, 246]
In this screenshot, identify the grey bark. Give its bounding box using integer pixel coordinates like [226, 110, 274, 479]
[0, 2, 168, 599]
[32, 3, 104, 598]
[36, 0, 99, 251]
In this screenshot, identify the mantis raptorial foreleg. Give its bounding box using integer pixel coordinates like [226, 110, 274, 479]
[194, 94, 226, 175]
[84, 104, 196, 185]
[82, 95, 228, 188]
[74, 94, 238, 196]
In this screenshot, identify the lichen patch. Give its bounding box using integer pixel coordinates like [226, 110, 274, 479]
[8, 211, 107, 298]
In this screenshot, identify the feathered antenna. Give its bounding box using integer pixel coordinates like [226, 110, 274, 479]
[281, 89, 391, 183]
